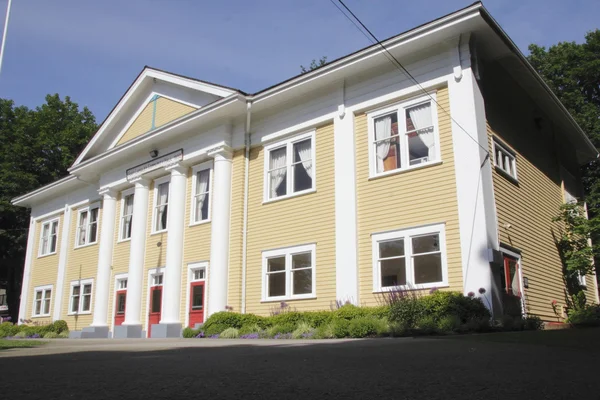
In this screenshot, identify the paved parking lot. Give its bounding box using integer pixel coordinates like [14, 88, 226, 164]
[2, 329, 599, 399]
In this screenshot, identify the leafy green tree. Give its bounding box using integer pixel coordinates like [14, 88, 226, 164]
[0, 94, 97, 321]
[300, 56, 328, 73]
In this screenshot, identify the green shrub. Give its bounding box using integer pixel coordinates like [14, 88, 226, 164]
[463, 317, 492, 333]
[335, 304, 366, 320]
[240, 314, 269, 329]
[347, 317, 386, 338]
[389, 322, 409, 337]
[43, 331, 59, 339]
[302, 311, 333, 328]
[220, 328, 240, 339]
[420, 291, 490, 323]
[567, 305, 600, 327]
[270, 323, 296, 336]
[268, 312, 306, 328]
[239, 323, 262, 336]
[416, 316, 438, 334]
[203, 323, 228, 336]
[14, 331, 27, 338]
[314, 322, 336, 339]
[388, 296, 424, 329]
[58, 331, 70, 338]
[332, 319, 350, 338]
[524, 315, 544, 331]
[203, 312, 244, 331]
[436, 315, 461, 333]
[183, 327, 200, 338]
[0, 322, 20, 338]
[292, 322, 313, 339]
[50, 320, 69, 334]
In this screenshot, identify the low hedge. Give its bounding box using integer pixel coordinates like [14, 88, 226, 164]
[0, 320, 69, 338]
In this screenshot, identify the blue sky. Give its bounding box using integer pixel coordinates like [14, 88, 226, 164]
[0, 0, 598, 122]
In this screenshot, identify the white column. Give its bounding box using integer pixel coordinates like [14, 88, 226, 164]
[91, 189, 117, 327]
[160, 164, 187, 324]
[53, 204, 72, 321]
[334, 101, 359, 303]
[207, 146, 233, 316]
[18, 217, 36, 324]
[123, 178, 150, 326]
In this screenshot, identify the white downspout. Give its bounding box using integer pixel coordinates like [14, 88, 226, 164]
[241, 101, 252, 314]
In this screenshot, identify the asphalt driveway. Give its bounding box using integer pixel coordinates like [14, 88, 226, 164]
[2, 329, 599, 400]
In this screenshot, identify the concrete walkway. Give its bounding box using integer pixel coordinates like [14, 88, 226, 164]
[2, 329, 599, 399]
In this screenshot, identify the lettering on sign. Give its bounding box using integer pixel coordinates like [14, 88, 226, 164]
[126, 149, 183, 181]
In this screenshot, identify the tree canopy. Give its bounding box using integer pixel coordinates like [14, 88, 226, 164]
[300, 56, 328, 74]
[0, 94, 97, 321]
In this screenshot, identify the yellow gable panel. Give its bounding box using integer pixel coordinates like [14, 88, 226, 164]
[116, 97, 196, 146]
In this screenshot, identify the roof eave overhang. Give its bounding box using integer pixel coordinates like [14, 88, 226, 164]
[11, 176, 83, 209]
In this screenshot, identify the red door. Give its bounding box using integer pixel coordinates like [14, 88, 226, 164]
[114, 290, 126, 326]
[148, 286, 162, 337]
[188, 281, 205, 328]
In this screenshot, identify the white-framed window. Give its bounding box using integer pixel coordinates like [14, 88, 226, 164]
[372, 223, 448, 291]
[263, 130, 315, 201]
[493, 138, 517, 180]
[39, 218, 59, 256]
[32, 285, 52, 317]
[192, 267, 206, 281]
[152, 176, 170, 233]
[69, 279, 93, 315]
[262, 244, 316, 301]
[191, 162, 213, 225]
[368, 94, 439, 177]
[119, 188, 135, 241]
[117, 278, 128, 290]
[152, 274, 164, 286]
[76, 203, 100, 247]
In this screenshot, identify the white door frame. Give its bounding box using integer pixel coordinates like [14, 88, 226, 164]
[110, 273, 128, 334]
[144, 267, 164, 338]
[499, 246, 526, 316]
[184, 261, 208, 328]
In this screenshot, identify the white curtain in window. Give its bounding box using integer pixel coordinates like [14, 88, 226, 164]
[159, 183, 169, 205]
[195, 171, 210, 220]
[269, 149, 287, 197]
[79, 212, 88, 245]
[408, 103, 435, 158]
[295, 140, 313, 179]
[375, 116, 392, 173]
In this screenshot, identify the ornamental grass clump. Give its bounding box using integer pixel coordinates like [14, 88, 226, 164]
[219, 327, 240, 339]
[292, 322, 313, 339]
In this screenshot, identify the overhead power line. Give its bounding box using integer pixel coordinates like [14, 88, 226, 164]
[330, 0, 490, 155]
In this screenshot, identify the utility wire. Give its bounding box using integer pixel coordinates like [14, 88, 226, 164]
[332, 0, 490, 156]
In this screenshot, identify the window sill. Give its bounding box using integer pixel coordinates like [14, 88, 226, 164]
[189, 219, 211, 228]
[368, 160, 443, 180]
[68, 311, 92, 316]
[494, 166, 519, 185]
[37, 251, 57, 259]
[372, 284, 449, 293]
[151, 229, 168, 236]
[31, 314, 51, 318]
[74, 241, 98, 250]
[261, 295, 317, 303]
[262, 188, 316, 205]
[117, 237, 132, 244]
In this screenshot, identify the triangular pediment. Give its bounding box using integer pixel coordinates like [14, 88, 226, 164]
[72, 67, 238, 166]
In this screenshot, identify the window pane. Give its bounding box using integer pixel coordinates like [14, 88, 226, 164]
[43, 298, 51, 314]
[71, 296, 79, 313]
[35, 300, 41, 315]
[292, 253, 311, 269]
[193, 269, 205, 280]
[36, 291, 42, 300]
[268, 257, 286, 272]
[413, 253, 442, 284]
[72, 285, 80, 296]
[158, 182, 169, 204]
[374, 113, 398, 141]
[381, 258, 406, 287]
[45, 289, 52, 301]
[151, 288, 162, 313]
[269, 147, 286, 169]
[292, 139, 313, 193]
[192, 285, 204, 309]
[293, 163, 312, 192]
[125, 194, 134, 215]
[412, 234, 440, 254]
[117, 293, 126, 313]
[82, 294, 91, 311]
[292, 269, 312, 295]
[89, 210, 98, 243]
[123, 215, 132, 239]
[269, 146, 287, 198]
[406, 103, 434, 165]
[51, 221, 58, 235]
[379, 239, 404, 258]
[50, 233, 57, 252]
[195, 169, 211, 221]
[375, 113, 400, 173]
[83, 284, 92, 294]
[268, 273, 286, 297]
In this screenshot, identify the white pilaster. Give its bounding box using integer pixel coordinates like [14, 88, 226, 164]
[159, 164, 187, 325]
[448, 66, 497, 309]
[334, 104, 359, 303]
[207, 145, 233, 316]
[91, 189, 117, 327]
[53, 205, 72, 321]
[18, 217, 36, 324]
[123, 178, 150, 326]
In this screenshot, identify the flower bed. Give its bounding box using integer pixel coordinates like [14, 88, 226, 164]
[0, 320, 70, 339]
[182, 291, 544, 340]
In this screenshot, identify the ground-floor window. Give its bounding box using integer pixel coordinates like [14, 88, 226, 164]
[33, 285, 52, 317]
[262, 244, 316, 301]
[372, 223, 448, 291]
[69, 279, 93, 315]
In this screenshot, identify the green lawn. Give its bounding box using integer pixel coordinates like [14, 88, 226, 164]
[0, 339, 46, 350]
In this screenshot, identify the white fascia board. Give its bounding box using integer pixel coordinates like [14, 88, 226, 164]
[145, 69, 236, 98]
[11, 176, 83, 208]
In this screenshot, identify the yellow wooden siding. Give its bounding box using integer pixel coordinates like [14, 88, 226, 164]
[245, 123, 337, 314]
[489, 123, 598, 319]
[26, 214, 63, 324]
[107, 190, 134, 328]
[60, 206, 102, 330]
[227, 150, 245, 313]
[180, 166, 211, 325]
[116, 97, 195, 146]
[356, 87, 463, 306]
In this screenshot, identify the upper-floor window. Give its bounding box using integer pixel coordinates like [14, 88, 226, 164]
[32, 285, 52, 317]
[191, 162, 212, 224]
[369, 96, 439, 176]
[372, 223, 447, 291]
[69, 279, 93, 315]
[493, 139, 517, 180]
[39, 218, 59, 256]
[120, 190, 134, 241]
[153, 178, 170, 233]
[76, 204, 100, 247]
[264, 131, 315, 201]
[262, 244, 316, 301]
